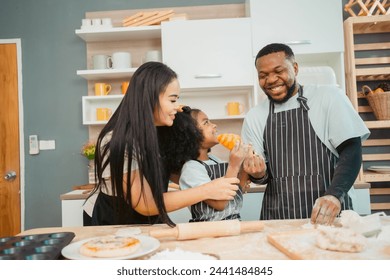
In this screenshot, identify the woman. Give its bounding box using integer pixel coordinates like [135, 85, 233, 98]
[85, 62, 239, 226]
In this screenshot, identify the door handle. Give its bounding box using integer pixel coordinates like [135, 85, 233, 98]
[285, 40, 311, 45]
[4, 171, 17, 181]
[194, 74, 222, 79]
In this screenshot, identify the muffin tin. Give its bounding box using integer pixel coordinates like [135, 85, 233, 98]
[0, 232, 75, 260]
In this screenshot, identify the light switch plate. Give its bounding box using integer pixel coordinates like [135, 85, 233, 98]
[39, 140, 56, 150]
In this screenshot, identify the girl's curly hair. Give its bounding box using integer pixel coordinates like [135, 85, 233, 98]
[157, 107, 204, 177]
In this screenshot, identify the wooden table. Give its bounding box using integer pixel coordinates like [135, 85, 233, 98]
[18, 218, 390, 260]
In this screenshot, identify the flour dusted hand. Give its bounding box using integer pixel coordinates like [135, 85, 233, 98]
[311, 195, 341, 225]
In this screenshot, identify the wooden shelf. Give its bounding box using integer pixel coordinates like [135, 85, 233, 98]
[344, 15, 390, 212]
[362, 171, 390, 182]
[364, 120, 390, 129]
[354, 42, 390, 51]
[356, 67, 390, 81]
[363, 139, 390, 146]
[344, 14, 390, 34]
[363, 153, 390, 161]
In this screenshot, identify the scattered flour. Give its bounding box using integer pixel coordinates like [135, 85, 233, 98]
[376, 225, 390, 242]
[149, 248, 218, 260]
[316, 225, 368, 253]
[115, 227, 142, 237]
[339, 210, 385, 237]
[301, 222, 316, 229]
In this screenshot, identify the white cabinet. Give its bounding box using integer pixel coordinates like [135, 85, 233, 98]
[246, 0, 343, 55]
[61, 190, 86, 227]
[162, 18, 254, 89]
[161, 18, 255, 120]
[245, 0, 345, 91]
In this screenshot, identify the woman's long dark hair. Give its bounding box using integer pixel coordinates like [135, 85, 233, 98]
[92, 62, 177, 226]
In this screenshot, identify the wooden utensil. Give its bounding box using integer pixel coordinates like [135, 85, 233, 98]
[123, 11, 159, 27]
[130, 10, 174, 27]
[149, 220, 264, 240]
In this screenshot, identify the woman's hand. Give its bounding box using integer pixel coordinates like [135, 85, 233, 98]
[204, 177, 239, 201]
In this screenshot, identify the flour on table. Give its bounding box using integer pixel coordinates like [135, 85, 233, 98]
[316, 225, 367, 253]
[376, 225, 390, 242]
[301, 221, 315, 229]
[149, 248, 218, 260]
[115, 227, 141, 237]
[339, 210, 384, 237]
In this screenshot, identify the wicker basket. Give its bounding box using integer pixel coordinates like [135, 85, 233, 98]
[362, 85, 390, 120]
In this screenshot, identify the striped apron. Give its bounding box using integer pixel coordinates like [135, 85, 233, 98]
[261, 85, 352, 220]
[190, 159, 243, 222]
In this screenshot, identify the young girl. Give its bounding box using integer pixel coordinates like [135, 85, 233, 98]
[85, 62, 240, 226]
[159, 107, 251, 222]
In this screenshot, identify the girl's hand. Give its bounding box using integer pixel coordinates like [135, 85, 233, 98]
[243, 145, 267, 179]
[229, 140, 249, 170]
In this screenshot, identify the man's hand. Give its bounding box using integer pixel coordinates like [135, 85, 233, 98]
[311, 195, 341, 225]
[242, 145, 266, 179]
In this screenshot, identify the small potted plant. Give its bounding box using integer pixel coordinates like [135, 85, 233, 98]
[81, 141, 96, 160]
[81, 141, 96, 184]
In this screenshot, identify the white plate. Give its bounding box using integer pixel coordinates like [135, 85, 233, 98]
[61, 235, 160, 260]
[367, 166, 390, 173]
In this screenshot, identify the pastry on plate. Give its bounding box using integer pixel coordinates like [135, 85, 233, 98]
[79, 235, 140, 258]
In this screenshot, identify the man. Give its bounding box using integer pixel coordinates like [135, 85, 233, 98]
[241, 43, 370, 225]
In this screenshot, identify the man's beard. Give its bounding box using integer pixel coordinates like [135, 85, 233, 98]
[265, 80, 297, 104]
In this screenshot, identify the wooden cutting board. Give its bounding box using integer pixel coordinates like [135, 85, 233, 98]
[267, 229, 390, 260]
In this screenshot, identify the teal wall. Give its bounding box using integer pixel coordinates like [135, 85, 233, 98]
[0, 0, 244, 230]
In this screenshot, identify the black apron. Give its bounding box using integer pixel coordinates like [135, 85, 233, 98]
[91, 191, 162, 225]
[190, 158, 243, 222]
[261, 85, 352, 220]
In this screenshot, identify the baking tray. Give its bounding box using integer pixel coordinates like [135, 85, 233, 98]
[0, 232, 75, 260]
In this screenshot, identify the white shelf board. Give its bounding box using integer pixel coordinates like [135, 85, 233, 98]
[84, 120, 109, 125]
[77, 68, 137, 80]
[211, 115, 245, 121]
[75, 26, 161, 42]
[82, 95, 124, 101]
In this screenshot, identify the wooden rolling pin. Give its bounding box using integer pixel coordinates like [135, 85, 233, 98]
[149, 220, 264, 240]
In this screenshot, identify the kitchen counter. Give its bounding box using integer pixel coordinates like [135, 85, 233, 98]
[61, 183, 267, 201]
[61, 182, 370, 200]
[60, 184, 267, 226]
[19, 217, 390, 260]
[61, 182, 372, 227]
